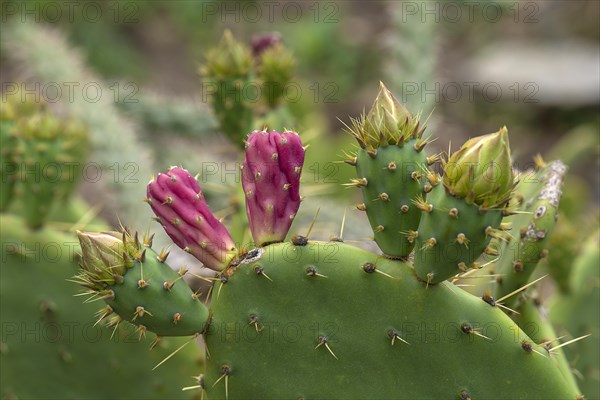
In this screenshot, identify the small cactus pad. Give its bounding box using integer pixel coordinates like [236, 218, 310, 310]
[201, 30, 254, 145]
[75, 230, 209, 336]
[355, 145, 428, 257]
[242, 130, 305, 246]
[493, 160, 567, 303]
[14, 112, 89, 228]
[347, 82, 430, 257]
[147, 166, 237, 271]
[414, 183, 503, 284]
[204, 241, 577, 399]
[413, 128, 514, 284]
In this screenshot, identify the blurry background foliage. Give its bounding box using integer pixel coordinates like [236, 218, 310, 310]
[1, 0, 597, 178]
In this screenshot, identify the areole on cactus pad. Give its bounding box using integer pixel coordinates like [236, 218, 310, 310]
[73, 83, 587, 399]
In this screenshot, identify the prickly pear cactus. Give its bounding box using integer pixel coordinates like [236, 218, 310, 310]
[13, 112, 90, 229]
[73, 85, 586, 399]
[413, 127, 514, 285]
[256, 39, 295, 108]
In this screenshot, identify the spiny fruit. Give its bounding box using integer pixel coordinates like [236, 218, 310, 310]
[347, 82, 432, 258]
[146, 166, 237, 271]
[242, 129, 305, 246]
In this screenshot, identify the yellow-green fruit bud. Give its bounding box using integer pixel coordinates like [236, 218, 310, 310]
[352, 82, 419, 149]
[444, 126, 514, 207]
[366, 82, 412, 138]
[201, 30, 253, 79]
[77, 231, 130, 281]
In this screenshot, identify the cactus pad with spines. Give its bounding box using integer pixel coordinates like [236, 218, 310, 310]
[355, 144, 428, 257]
[75, 230, 209, 336]
[348, 82, 431, 258]
[413, 127, 514, 284]
[1, 214, 202, 399]
[413, 183, 504, 284]
[71, 83, 587, 399]
[14, 112, 90, 228]
[493, 160, 567, 304]
[203, 241, 577, 399]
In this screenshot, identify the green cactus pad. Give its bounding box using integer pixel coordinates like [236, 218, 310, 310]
[204, 241, 577, 399]
[0, 214, 202, 399]
[414, 184, 503, 284]
[355, 144, 428, 257]
[493, 160, 567, 304]
[550, 232, 600, 399]
[0, 119, 17, 212]
[14, 113, 90, 229]
[103, 246, 209, 337]
[513, 300, 581, 396]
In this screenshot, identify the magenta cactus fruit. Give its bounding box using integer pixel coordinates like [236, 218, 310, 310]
[242, 130, 305, 246]
[146, 166, 236, 271]
[251, 31, 283, 57]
